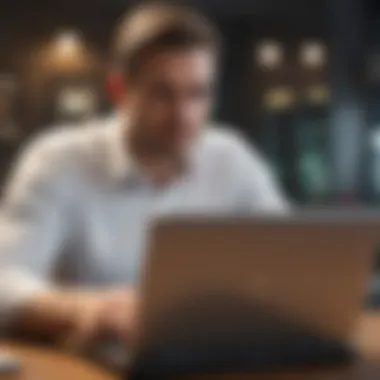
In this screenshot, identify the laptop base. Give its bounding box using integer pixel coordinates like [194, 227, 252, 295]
[127, 338, 355, 379]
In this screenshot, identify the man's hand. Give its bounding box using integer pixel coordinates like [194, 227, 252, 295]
[63, 289, 139, 350]
[14, 289, 139, 351]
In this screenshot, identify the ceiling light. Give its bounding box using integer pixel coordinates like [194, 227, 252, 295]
[300, 41, 327, 68]
[256, 40, 283, 70]
[263, 87, 296, 111]
[54, 30, 82, 56]
[307, 84, 330, 105]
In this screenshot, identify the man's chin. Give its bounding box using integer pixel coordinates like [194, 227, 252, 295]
[163, 138, 191, 154]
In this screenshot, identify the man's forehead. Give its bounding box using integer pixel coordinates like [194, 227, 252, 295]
[137, 48, 216, 84]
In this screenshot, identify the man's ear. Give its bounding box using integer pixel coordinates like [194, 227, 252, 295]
[106, 72, 126, 104]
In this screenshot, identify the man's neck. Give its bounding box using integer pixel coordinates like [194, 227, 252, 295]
[126, 131, 185, 187]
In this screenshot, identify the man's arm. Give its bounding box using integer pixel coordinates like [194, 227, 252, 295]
[0, 134, 138, 348]
[0, 135, 74, 336]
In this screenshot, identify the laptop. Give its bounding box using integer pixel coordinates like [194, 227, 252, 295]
[128, 212, 380, 378]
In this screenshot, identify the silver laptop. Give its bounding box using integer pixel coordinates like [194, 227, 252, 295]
[128, 212, 380, 377]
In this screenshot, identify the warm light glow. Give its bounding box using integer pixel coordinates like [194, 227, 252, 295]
[45, 29, 90, 71]
[300, 41, 327, 68]
[256, 40, 283, 70]
[307, 84, 330, 105]
[263, 87, 296, 111]
[57, 87, 97, 116]
[54, 30, 82, 56]
[0, 75, 16, 93]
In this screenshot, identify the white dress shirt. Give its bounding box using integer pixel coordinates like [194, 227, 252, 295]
[0, 116, 289, 324]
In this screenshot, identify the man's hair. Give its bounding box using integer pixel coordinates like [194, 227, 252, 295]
[112, 2, 221, 79]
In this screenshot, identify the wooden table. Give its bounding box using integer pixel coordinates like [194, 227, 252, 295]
[0, 343, 116, 380]
[1, 312, 380, 380]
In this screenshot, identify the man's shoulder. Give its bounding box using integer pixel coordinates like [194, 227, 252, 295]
[202, 123, 258, 158]
[200, 123, 274, 178]
[24, 118, 110, 167]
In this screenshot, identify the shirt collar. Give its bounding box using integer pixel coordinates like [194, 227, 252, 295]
[104, 114, 138, 184]
[104, 114, 199, 186]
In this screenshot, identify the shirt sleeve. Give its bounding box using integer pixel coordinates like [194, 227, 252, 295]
[0, 136, 71, 329]
[231, 135, 291, 214]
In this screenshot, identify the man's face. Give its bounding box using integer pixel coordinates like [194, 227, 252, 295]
[120, 48, 216, 156]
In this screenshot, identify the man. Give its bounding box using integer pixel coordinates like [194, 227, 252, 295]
[0, 3, 288, 351]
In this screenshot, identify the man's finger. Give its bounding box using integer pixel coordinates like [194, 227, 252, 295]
[101, 294, 139, 343]
[61, 299, 102, 352]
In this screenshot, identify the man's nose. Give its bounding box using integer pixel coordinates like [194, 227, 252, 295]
[173, 101, 193, 122]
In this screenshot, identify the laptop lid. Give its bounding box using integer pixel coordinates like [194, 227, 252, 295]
[129, 212, 380, 377]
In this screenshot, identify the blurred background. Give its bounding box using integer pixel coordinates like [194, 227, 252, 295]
[0, 0, 378, 207]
